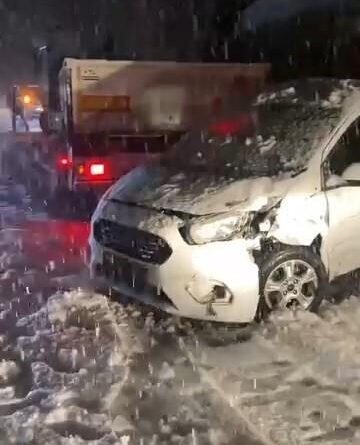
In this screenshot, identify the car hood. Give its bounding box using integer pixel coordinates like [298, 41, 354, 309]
[106, 163, 296, 216]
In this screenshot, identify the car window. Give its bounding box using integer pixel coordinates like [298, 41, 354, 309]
[325, 118, 360, 185]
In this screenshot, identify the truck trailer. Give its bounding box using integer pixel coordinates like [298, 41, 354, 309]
[6, 58, 271, 217]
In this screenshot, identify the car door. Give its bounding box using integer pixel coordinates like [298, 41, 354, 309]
[322, 117, 360, 279]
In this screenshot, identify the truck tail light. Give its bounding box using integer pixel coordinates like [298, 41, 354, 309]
[208, 112, 256, 137]
[90, 163, 105, 176]
[77, 160, 110, 181]
[57, 155, 72, 170]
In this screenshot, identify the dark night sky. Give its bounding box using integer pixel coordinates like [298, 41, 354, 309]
[0, 0, 217, 91]
[1, 0, 360, 92]
[0, 1, 80, 88]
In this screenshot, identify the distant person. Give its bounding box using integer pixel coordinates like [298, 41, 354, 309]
[7, 86, 29, 132]
[14, 87, 29, 132]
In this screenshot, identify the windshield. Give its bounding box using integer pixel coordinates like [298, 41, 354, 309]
[162, 102, 340, 179]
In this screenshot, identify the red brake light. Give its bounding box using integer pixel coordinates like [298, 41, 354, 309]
[90, 163, 105, 176]
[57, 155, 72, 170]
[77, 160, 110, 181]
[208, 112, 256, 137]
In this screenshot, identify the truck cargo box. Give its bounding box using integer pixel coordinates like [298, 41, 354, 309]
[59, 59, 271, 135]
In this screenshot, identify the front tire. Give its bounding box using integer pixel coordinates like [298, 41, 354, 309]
[257, 246, 327, 320]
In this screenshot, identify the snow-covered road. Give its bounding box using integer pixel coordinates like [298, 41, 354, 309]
[0, 201, 259, 444]
[1, 167, 360, 444]
[184, 303, 360, 445]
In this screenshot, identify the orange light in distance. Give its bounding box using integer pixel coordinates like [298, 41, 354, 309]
[23, 95, 32, 104]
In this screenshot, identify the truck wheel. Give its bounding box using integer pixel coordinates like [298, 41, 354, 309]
[257, 247, 327, 321]
[76, 189, 98, 219]
[46, 188, 75, 219]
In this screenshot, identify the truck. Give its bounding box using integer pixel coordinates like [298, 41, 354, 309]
[6, 57, 271, 218]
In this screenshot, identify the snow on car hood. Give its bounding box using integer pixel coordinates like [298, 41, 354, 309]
[105, 79, 358, 216]
[106, 163, 295, 215]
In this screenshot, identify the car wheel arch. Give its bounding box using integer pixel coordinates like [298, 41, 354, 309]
[262, 231, 330, 274]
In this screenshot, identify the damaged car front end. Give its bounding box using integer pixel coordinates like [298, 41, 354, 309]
[90, 79, 360, 322]
[90, 199, 266, 322]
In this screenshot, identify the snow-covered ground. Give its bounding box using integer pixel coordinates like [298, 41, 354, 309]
[2, 167, 360, 444]
[0, 187, 259, 444]
[184, 303, 360, 445]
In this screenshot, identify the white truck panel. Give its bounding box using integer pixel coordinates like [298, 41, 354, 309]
[60, 58, 271, 134]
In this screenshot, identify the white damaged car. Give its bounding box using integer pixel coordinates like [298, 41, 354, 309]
[90, 79, 360, 323]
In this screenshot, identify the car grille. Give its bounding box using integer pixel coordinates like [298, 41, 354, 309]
[93, 219, 172, 265]
[101, 251, 175, 308]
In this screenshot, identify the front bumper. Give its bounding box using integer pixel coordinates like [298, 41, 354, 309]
[89, 202, 260, 323]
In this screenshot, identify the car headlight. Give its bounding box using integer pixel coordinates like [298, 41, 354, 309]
[185, 212, 251, 245]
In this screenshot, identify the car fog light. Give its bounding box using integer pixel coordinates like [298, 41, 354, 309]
[185, 277, 233, 305]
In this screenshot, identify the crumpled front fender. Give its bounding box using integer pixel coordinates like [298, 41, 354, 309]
[268, 218, 324, 246]
[266, 194, 328, 247]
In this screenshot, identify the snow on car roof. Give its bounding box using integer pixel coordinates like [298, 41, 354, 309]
[255, 78, 360, 109]
[162, 79, 360, 181]
[250, 79, 360, 171]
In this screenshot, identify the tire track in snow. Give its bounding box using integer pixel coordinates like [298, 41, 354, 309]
[178, 334, 277, 445]
[179, 300, 360, 445]
[106, 303, 266, 444]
